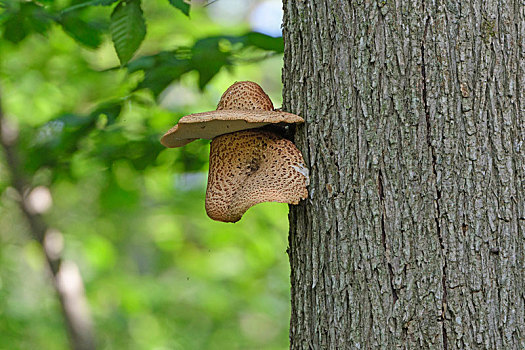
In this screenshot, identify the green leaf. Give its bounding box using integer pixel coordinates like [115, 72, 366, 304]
[167, 0, 190, 16]
[245, 32, 283, 53]
[2, 2, 54, 43]
[61, 0, 119, 14]
[93, 0, 120, 6]
[110, 0, 146, 65]
[128, 51, 192, 97]
[23, 101, 122, 173]
[2, 15, 28, 43]
[91, 101, 123, 126]
[92, 129, 164, 171]
[60, 14, 104, 48]
[191, 37, 231, 89]
[126, 32, 283, 94]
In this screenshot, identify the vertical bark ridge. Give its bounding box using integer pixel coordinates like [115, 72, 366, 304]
[420, 9, 448, 348]
[378, 168, 398, 306]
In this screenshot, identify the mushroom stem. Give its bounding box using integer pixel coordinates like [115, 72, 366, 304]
[205, 129, 309, 223]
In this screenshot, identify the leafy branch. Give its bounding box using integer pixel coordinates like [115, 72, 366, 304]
[1, 0, 191, 61]
[127, 32, 284, 92]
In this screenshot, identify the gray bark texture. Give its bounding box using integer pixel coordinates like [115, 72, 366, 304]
[283, 0, 524, 349]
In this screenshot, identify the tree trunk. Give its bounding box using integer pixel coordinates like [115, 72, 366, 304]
[283, 1, 524, 349]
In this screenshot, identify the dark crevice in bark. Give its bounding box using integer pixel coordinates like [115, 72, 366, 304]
[378, 169, 398, 305]
[421, 13, 448, 350]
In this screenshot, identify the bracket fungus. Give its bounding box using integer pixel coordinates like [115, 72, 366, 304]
[161, 81, 308, 222]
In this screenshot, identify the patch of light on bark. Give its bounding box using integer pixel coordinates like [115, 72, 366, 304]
[44, 229, 64, 260]
[26, 186, 53, 214]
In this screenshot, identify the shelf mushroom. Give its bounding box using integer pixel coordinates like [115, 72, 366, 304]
[161, 81, 309, 222]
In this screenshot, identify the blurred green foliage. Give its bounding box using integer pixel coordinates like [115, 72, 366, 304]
[0, 0, 290, 349]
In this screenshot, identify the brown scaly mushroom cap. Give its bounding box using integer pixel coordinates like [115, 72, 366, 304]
[160, 81, 304, 147]
[205, 130, 309, 223]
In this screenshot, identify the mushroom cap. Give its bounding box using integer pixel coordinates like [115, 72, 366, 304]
[160, 81, 304, 148]
[205, 130, 309, 223]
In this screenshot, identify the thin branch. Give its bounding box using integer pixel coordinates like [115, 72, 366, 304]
[233, 51, 281, 64]
[0, 86, 96, 350]
[203, 0, 219, 7]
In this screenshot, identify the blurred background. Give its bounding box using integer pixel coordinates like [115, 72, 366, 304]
[0, 0, 291, 349]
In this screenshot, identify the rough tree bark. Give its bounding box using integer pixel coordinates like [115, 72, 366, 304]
[283, 1, 524, 349]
